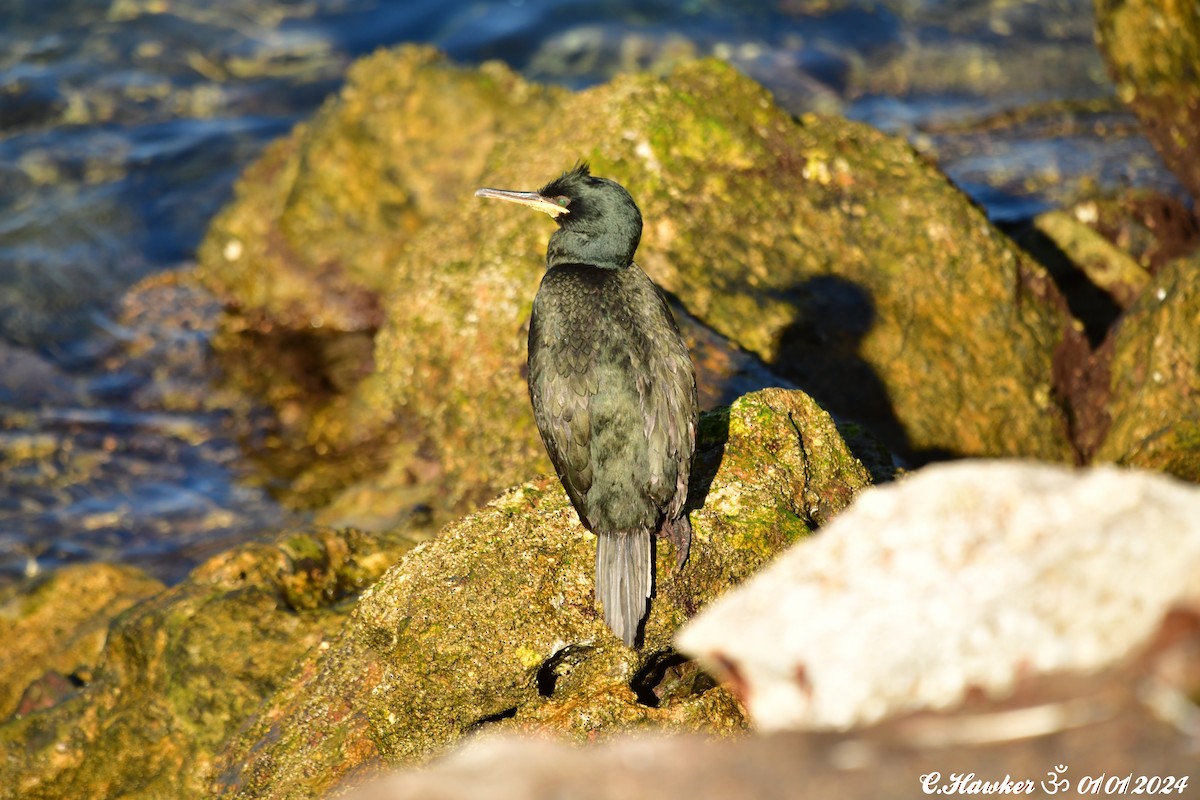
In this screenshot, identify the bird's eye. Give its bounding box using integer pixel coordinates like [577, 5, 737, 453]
[555, 196, 570, 207]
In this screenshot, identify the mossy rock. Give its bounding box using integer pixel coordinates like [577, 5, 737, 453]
[1094, 0, 1200, 203]
[1095, 252, 1200, 480]
[0, 563, 164, 720]
[0, 527, 419, 799]
[210, 389, 877, 800]
[1031, 208, 1151, 309]
[374, 49, 1077, 496]
[196, 45, 561, 333]
[195, 44, 1075, 514]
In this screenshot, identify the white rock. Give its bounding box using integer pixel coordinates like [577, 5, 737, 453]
[675, 460, 1200, 731]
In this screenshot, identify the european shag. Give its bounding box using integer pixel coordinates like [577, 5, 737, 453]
[475, 164, 698, 647]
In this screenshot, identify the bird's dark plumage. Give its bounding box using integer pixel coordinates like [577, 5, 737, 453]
[475, 164, 698, 646]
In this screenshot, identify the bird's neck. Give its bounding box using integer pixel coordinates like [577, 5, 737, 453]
[546, 228, 636, 271]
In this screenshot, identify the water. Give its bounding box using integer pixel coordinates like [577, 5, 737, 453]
[0, 0, 1183, 586]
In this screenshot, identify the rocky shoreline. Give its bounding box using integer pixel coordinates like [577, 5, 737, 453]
[3, 0, 1199, 793]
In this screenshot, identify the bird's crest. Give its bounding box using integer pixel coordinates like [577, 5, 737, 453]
[539, 161, 592, 196]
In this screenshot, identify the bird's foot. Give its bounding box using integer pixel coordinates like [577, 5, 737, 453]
[657, 515, 692, 570]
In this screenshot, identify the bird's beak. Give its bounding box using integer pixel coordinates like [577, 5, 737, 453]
[474, 187, 568, 218]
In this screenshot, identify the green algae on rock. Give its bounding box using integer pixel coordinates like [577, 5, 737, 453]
[194, 46, 564, 513]
[0, 563, 164, 720]
[377, 53, 1077, 470]
[1032, 208, 1151, 310]
[194, 45, 1075, 520]
[1094, 0, 1200, 205]
[0, 526, 418, 800]
[1008, 192, 1195, 349]
[209, 389, 879, 800]
[197, 45, 562, 335]
[1095, 252, 1200, 481]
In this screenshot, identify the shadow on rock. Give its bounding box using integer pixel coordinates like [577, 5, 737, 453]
[770, 275, 953, 468]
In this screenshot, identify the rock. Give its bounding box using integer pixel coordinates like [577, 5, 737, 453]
[209, 389, 879, 800]
[0, 563, 163, 720]
[1094, 0, 1200, 204]
[1008, 191, 1199, 348]
[196, 45, 1076, 516]
[197, 46, 557, 335]
[1079, 191, 1200, 274]
[346, 682, 1200, 800]
[192, 46, 565, 511]
[0, 526, 418, 799]
[1008, 193, 1199, 463]
[1031, 208, 1151, 309]
[350, 605, 1200, 800]
[676, 460, 1200, 731]
[1095, 253, 1200, 480]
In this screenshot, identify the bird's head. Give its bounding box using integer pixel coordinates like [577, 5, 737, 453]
[475, 163, 642, 270]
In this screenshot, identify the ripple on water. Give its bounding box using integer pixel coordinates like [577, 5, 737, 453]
[0, 273, 296, 588]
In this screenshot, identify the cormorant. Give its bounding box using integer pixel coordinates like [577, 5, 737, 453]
[475, 163, 698, 647]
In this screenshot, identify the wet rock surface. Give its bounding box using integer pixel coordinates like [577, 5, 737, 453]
[0, 562, 164, 720]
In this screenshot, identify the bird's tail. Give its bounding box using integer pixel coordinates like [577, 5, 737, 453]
[595, 531, 652, 648]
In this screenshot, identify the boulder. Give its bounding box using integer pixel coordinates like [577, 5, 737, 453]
[210, 389, 877, 799]
[676, 460, 1200, 730]
[1094, 0, 1200, 203]
[195, 46, 1076, 515]
[0, 527, 417, 799]
[1095, 253, 1200, 480]
[0, 563, 163, 720]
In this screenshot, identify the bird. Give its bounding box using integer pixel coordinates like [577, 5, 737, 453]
[475, 163, 698, 647]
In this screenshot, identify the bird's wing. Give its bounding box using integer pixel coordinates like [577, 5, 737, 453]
[528, 302, 595, 519]
[638, 283, 698, 522]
